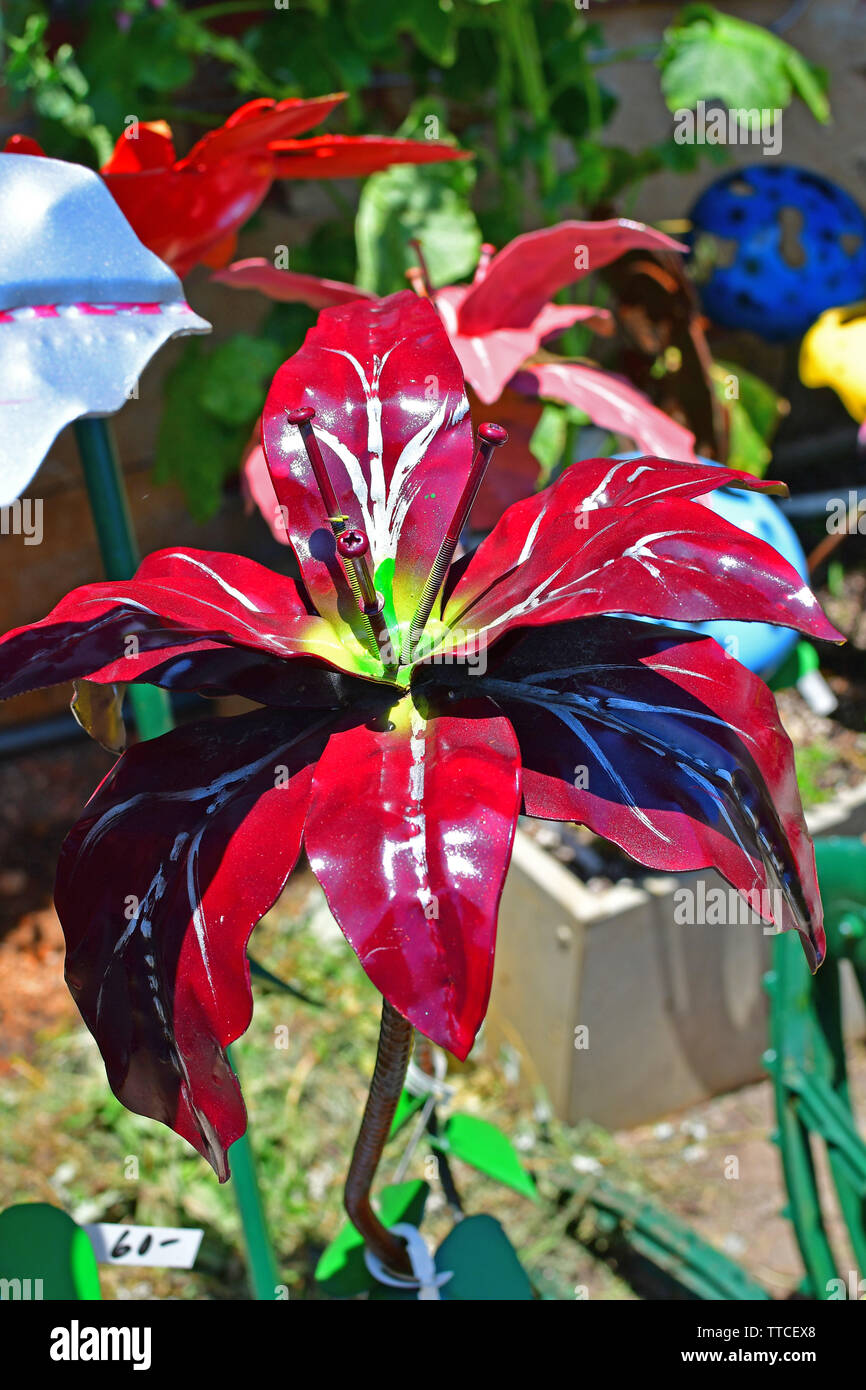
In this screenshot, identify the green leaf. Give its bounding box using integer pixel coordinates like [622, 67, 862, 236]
[388, 1088, 427, 1139]
[355, 99, 479, 295]
[314, 1181, 429, 1297]
[348, 0, 457, 65]
[247, 955, 323, 1008]
[198, 334, 285, 429]
[659, 4, 830, 125]
[529, 402, 568, 476]
[436, 1215, 534, 1300]
[713, 360, 787, 478]
[153, 340, 245, 522]
[0, 1204, 101, 1301]
[431, 1114, 537, 1200]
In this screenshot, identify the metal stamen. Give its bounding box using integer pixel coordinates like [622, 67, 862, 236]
[285, 406, 343, 525]
[336, 529, 394, 666]
[408, 422, 508, 659]
[408, 238, 435, 298]
[472, 242, 496, 283]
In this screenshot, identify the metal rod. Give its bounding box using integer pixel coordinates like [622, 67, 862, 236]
[408, 422, 507, 658]
[344, 999, 415, 1277]
[335, 528, 394, 664]
[226, 1044, 282, 1301]
[73, 417, 173, 740]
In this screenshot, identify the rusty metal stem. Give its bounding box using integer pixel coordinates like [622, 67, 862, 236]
[344, 998, 415, 1277]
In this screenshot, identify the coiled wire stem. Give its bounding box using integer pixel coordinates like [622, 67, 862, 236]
[344, 998, 415, 1278]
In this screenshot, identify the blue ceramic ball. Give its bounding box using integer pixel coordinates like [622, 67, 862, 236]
[689, 165, 866, 340]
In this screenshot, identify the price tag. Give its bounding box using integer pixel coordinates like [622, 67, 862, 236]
[83, 1222, 203, 1269]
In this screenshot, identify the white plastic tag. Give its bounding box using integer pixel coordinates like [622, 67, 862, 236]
[83, 1222, 203, 1269]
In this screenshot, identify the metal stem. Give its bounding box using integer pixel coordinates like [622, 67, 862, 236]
[344, 999, 415, 1277]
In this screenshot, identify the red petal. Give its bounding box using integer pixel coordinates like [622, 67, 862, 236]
[305, 698, 522, 1058]
[56, 708, 334, 1177]
[512, 361, 699, 463]
[261, 291, 473, 633]
[101, 121, 177, 174]
[469, 618, 824, 966]
[213, 258, 373, 309]
[270, 135, 470, 180]
[4, 134, 47, 157]
[180, 93, 346, 168]
[0, 547, 375, 698]
[457, 219, 687, 334]
[442, 460, 842, 652]
[436, 285, 609, 406]
[103, 163, 272, 277]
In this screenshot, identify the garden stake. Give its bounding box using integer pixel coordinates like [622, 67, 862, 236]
[73, 418, 173, 742]
[74, 416, 280, 1300]
[345, 999, 415, 1278]
[226, 1044, 282, 1301]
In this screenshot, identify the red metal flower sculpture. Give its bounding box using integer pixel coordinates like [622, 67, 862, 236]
[0, 292, 840, 1180]
[4, 94, 467, 277]
[216, 219, 699, 529]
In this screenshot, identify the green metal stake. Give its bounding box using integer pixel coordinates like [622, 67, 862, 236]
[73, 415, 280, 1300]
[73, 416, 173, 741]
[227, 1044, 281, 1301]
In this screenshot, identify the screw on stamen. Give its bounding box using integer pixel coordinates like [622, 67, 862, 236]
[336, 529, 378, 609]
[336, 529, 393, 665]
[408, 422, 508, 659]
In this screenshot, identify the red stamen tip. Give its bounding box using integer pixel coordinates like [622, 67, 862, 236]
[337, 529, 370, 559]
[286, 406, 316, 425]
[478, 422, 508, 446]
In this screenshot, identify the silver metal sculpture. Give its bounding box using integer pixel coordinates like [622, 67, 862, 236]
[0, 153, 210, 507]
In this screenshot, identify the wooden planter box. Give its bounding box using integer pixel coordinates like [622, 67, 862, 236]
[485, 784, 866, 1129]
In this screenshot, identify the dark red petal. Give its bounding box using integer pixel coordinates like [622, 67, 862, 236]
[457, 219, 687, 334]
[56, 708, 336, 1177]
[0, 547, 370, 699]
[469, 618, 824, 966]
[511, 361, 699, 463]
[269, 135, 470, 180]
[213, 258, 373, 309]
[261, 291, 473, 632]
[305, 698, 522, 1059]
[442, 495, 843, 652]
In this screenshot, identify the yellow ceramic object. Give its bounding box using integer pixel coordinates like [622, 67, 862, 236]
[799, 302, 866, 423]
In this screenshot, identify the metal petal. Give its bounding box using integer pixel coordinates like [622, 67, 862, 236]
[0, 153, 210, 505]
[460, 617, 825, 967]
[305, 696, 522, 1059]
[56, 707, 336, 1179]
[457, 219, 687, 334]
[261, 291, 473, 631]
